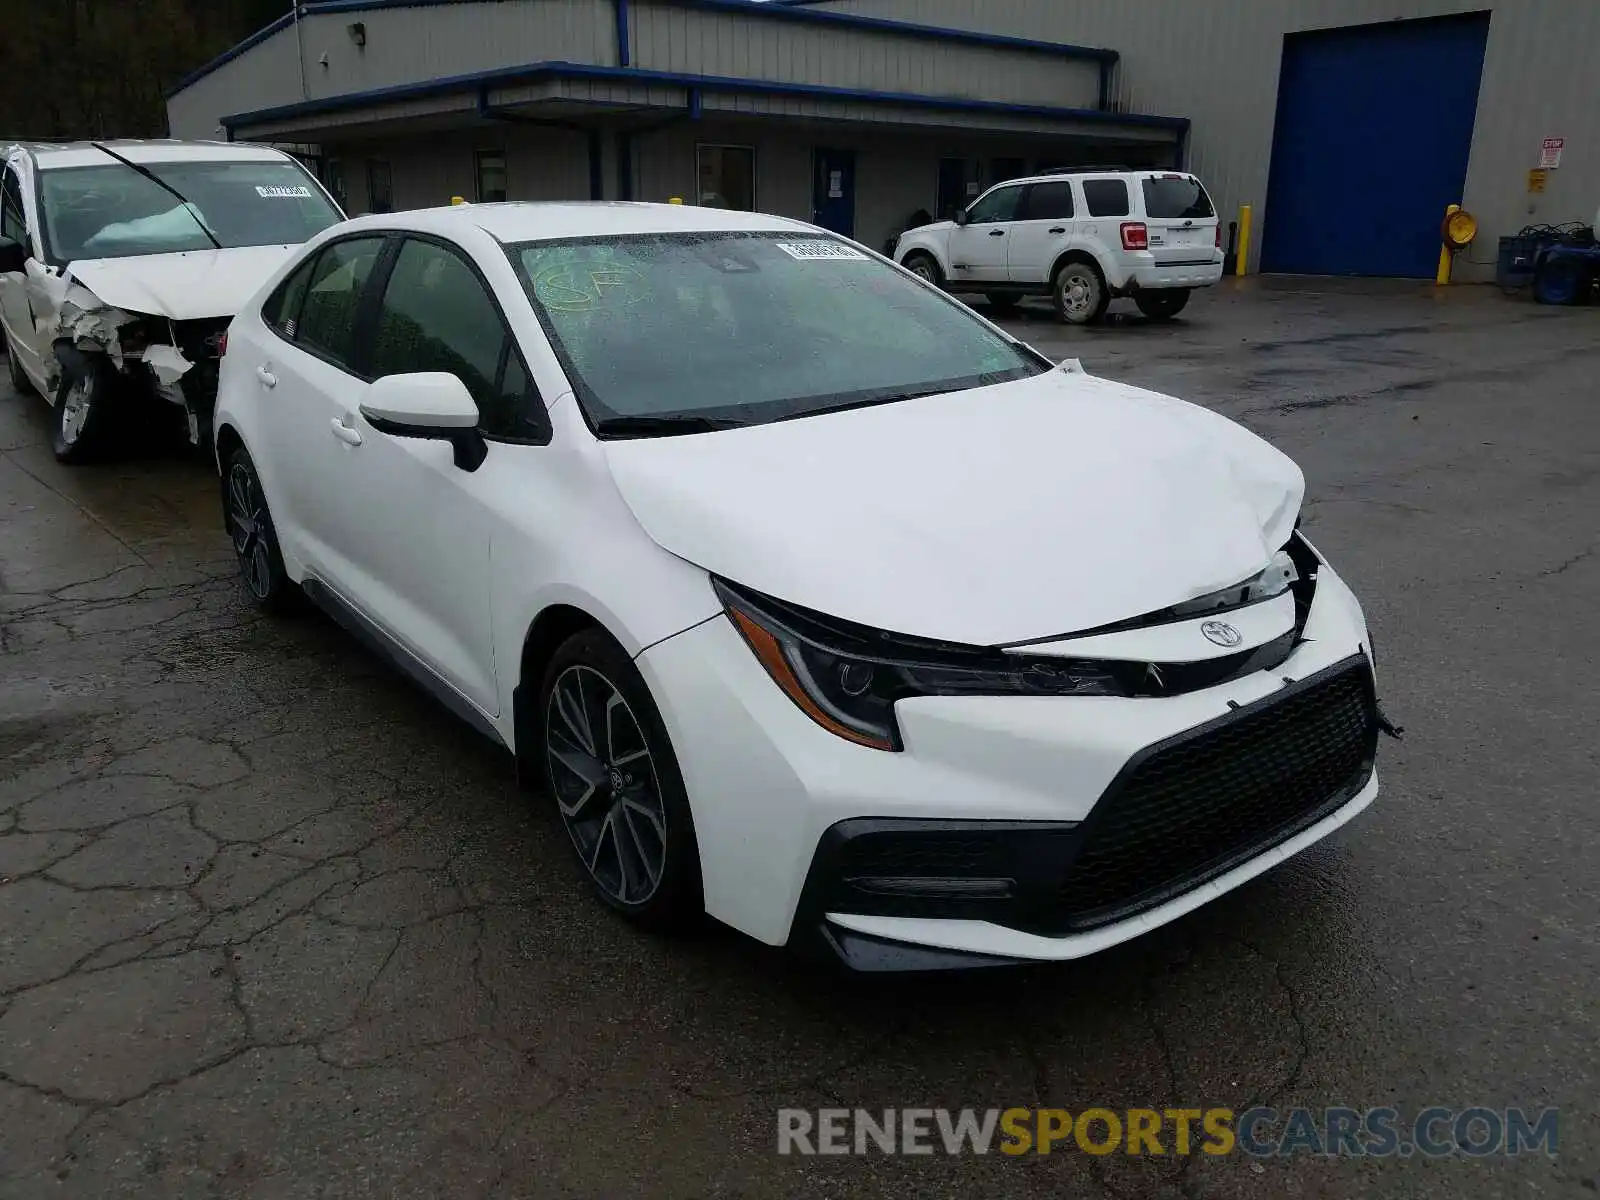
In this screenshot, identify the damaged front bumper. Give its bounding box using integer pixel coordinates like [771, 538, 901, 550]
[32, 271, 226, 446]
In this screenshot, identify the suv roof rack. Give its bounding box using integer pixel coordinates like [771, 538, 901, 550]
[1040, 164, 1145, 175]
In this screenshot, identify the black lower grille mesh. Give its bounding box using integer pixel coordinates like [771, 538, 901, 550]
[1058, 662, 1377, 929]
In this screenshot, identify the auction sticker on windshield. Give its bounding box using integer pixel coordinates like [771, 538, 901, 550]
[256, 185, 312, 198]
[774, 241, 868, 262]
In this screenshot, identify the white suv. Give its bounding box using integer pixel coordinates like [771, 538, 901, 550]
[894, 170, 1225, 325]
[0, 140, 344, 462]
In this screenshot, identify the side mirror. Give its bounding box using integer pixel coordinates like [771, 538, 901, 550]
[358, 372, 487, 471]
[954, 208, 970, 227]
[0, 236, 27, 275]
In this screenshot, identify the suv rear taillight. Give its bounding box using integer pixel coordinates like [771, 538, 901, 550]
[215, 331, 228, 356]
[1215, 225, 1222, 248]
[1120, 222, 1148, 251]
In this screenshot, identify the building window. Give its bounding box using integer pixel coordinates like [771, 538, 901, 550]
[936, 157, 981, 222]
[991, 157, 1028, 185]
[324, 158, 348, 211]
[475, 150, 507, 203]
[695, 145, 755, 211]
[367, 159, 393, 214]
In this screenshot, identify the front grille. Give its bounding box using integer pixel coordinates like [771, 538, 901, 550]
[1056, 661, 1377, 929]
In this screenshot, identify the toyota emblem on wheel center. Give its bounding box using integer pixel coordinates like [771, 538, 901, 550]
[1201, 620, 1244, 648]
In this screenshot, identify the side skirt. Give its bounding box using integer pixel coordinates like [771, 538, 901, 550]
[300, 576, 507, 750]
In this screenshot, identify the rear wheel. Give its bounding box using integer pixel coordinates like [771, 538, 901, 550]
[985, 291, 1023, 315]
[539, 629, 702, 930]
[1052, 260, 1109, 325]
[51, 356, 114, 464]
[903, 252, 944, 288]
[1134, 289, 1192, 321]
[223, 447, 300, 613]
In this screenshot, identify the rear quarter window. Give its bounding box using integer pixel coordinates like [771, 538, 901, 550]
[1141, 177, 1215, 220]
[1082, 179, 1130, 218]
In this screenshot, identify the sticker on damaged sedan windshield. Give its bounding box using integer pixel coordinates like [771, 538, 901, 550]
[773, 241, 869, 262]
[255, 185, 313, 198]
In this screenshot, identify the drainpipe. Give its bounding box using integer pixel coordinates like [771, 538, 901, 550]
[614, 0, 631, 67]
[293, 1, 309, 100]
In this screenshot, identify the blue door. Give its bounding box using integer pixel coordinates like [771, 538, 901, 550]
[1261, 14, 1490, 277]
[813, 149, 856, 237]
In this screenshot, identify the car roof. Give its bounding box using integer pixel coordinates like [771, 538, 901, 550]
[11, 140, 294, 170]
[998, 169, 1200, 187]
[337, 201, 824, 244]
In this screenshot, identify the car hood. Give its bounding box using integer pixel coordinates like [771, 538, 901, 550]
[603, 365, 1305, 645]
[64, 245, 299, 320]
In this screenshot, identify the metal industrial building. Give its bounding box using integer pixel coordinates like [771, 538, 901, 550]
[167, 0, 1597, 279]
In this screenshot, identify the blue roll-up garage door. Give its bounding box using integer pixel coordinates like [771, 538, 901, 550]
[1261, 13, 1490, 277]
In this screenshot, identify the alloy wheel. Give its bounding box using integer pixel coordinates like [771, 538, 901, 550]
[545, 664, 669, 906]
[59, 375, 94, 446]
[909, 259, 937, 283]
[227, 462, 273, 600]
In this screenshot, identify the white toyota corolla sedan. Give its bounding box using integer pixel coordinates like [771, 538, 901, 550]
[213, 202, 1386, 971]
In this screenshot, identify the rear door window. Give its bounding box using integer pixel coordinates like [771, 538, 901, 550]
[1082, 179, 1131, 218]
[295, 237, 386, 371]
[1141, 176, 1215, 219]
[1021, 181, 1075, 221]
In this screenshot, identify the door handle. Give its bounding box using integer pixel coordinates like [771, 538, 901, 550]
[1049, 227, 1067, 234]
[329, 418, 363, 447]
[256, 366, 277, 388]
[989, 229, 1006, 237]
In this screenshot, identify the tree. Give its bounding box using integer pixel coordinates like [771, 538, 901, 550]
[0, 0, 290, 140]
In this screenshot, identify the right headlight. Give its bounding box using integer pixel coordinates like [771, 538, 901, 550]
[714, 579, 1124, 752]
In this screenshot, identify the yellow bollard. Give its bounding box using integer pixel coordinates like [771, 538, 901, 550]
[450, 195, 468, 206]
[1235, 204, 1252, 277]
[1436, 204, 1459, 285]
[668, 196, 685, 204]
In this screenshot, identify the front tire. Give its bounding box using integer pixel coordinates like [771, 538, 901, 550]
[51, 355, 114, 463]
[1053, 260, 1109, 325]
[1134, 289, 1192, 321]
[903, 252, 944, 288]
[539, 629, 702, 930]
[222, 447, 300, 613]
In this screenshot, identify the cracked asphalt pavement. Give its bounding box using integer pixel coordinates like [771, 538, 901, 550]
[2, 281, 1597, 1198]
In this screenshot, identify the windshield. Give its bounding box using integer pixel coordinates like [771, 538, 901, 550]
[39, 159, 343, 262]
[509, 232, 1046, 430]
[1141, 176, 1215, 220]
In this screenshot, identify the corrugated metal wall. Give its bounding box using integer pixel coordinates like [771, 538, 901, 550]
[810, 0, 1600, 278]
[628, 0, 1099, 108]
[170, 0, 617, 139]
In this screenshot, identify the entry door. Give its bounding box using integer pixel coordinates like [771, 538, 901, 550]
[812, 149, 856, 237]
[1260, 13, 1490, 277]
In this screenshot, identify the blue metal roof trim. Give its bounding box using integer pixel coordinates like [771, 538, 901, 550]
[168, 0, 1118, 100]
[221, 59, 1187, 132]
[163, 10, 297, 99]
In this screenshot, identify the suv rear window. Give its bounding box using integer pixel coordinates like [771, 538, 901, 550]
[1141, 176, 1215, 220]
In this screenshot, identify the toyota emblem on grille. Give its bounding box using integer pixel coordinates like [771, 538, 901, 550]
[1201, 620, 1243, 648]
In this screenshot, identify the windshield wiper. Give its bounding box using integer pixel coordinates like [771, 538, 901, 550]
[593, 415, 746, 439]
[90, 142, 223, 251]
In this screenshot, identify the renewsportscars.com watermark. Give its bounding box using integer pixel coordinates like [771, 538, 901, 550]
[778, 1107, 1559, 1159]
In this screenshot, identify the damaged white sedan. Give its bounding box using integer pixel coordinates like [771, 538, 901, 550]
[0, 140, 344, 462]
